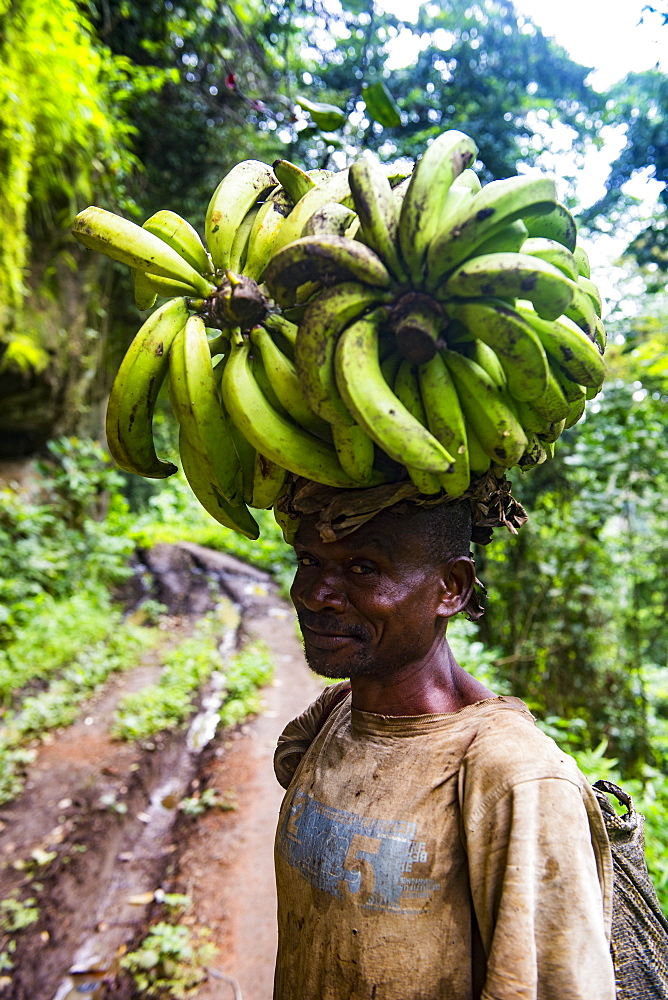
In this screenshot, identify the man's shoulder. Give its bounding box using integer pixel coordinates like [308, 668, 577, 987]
[461, 696, 583, 788]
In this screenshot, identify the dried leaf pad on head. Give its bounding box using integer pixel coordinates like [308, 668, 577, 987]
[277, 471, 528, 621]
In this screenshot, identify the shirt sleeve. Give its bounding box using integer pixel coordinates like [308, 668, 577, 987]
[463, 775, 615, 1000]
[273, 682, 351, 789]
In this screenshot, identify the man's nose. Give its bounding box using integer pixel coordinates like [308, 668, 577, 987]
[295, 569, 347, 613]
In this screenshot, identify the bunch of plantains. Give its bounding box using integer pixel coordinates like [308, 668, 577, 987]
[72, 129, 607, 540]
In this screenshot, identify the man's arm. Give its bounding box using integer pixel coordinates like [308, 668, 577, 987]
[273, 682, 351, 789]
[464, 776, 615, 1000]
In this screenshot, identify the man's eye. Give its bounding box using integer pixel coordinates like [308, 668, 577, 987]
[350, 563, 374, 575]
[296, 555, 317, 567]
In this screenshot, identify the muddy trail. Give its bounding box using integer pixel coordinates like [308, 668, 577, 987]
[0, 543, 322, 1000]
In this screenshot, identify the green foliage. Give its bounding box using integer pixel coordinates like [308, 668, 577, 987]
[218, 640, 274, 728]
[0, 892, 40, 972]
[476, 310, 668, 776]
[0, 606, 154, 803]
[0, 437, 133, 640]
[121, 920, 216, 998]
[0, 0, 150, 341]
[277, 0, 604, 179]
[0, 438, 161, 801]
[583, 60, 668, 273]
[179, 787, 236, 816]
[111, 614, 272, 743]
[111, 612, 229, 740]
[127, 466, 295, 593]
[0, 893, 39, 933]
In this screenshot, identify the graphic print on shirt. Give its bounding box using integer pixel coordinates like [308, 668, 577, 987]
[277, 787, 441, 914]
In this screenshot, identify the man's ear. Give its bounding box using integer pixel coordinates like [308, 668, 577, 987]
[437, 556, 475, 618]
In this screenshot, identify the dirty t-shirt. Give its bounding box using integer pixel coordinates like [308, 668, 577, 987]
[273, 688, 615, 1000]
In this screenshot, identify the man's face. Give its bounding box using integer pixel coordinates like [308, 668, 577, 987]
[290, 511, 451, 680]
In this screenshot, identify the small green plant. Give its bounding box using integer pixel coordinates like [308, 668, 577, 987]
[218, 640, 274, 728]
[0, 616, 156, 804]
[179, 787, 236, 816]
[135, 598, 169, 625]
[99, 791, 128, 815]
[0, 893, 40, 972]
[0, 894, 40, 933]
[157, 893, 192, 913]
[121, 921, 216, 998]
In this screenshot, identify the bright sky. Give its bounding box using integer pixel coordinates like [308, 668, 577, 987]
[380, 0, 665, 87]
[514, 0, 664, 90]
[378, 0, 666, 305]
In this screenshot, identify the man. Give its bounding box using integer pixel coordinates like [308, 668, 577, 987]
[273, 488, 615, 1000]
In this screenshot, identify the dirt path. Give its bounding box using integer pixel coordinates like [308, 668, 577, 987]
[173, 593, 322, 1000]
[0, 545, 321, 1000]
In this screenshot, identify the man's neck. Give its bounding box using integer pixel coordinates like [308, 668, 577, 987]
[349, 642, 495, 716]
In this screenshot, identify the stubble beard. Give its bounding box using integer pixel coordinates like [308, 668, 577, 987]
[301, 641, 381, 680]
[297, 610, 381, 680]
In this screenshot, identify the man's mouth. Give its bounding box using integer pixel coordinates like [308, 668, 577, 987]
[301, 625, 359, 650]
[298, 615, 371, 649]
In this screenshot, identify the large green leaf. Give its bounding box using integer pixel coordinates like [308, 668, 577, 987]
[362, 81, 401, 128]
[296, 96, 347, 131]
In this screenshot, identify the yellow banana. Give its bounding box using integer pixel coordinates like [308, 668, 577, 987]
[515, 304, 606, 389]
[334, 310, 454, 473]
[221, 334, 364, 488]
[526, 367, 571, 423]
[243, 187, 293, 283]
[263, 235, 391, 309]
[473, 219, 528, 256]
[558, 279, 598, 340]
[521, 236, 579, 281]
[522, 201, 577, 252]
[573, 245, 590, 278]
[168, 315, 245, 505]
[178, 427, 259, 539]
[549, 362, 587, 428]
[349, 155, 408, 281]
[248, 324, 331, 438]
[72, 206, 215, 296]
[393, 360, 442, 494]
[273, 159, 316, 202]
[418, 352, 470, 497]
[577, 275, 603, 317]
[466, 423, 491, 476]
[142, 209, 213, 277]
[295, 282, 390, 426]
[132, 269, 158, 311]
[251, 453, 288, 509]
[105, 296, 190, 478]
[205, 159, 277, 273]
[271, 168, 353, 251]
[458, 339, 507, 393]
[441, 251, 574, 322]
[446, 298, 549, 401]
[133, 271, 208, 299]
[517, 433, 548, 470]
[441, 348, 528, 468]
[303, 201, 358, 238]
[264, 312, 298, 357]
[398, 129, 478, 285]
[425, 175, 557, 289]
[331, 423, 377, 485]
[229, 204, 261, 274]
[513, 397, 565, 443]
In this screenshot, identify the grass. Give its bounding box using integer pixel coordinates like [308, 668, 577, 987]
[112, 604, 272, 742]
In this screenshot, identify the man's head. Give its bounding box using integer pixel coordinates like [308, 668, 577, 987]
[290, 499, 475, 680]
